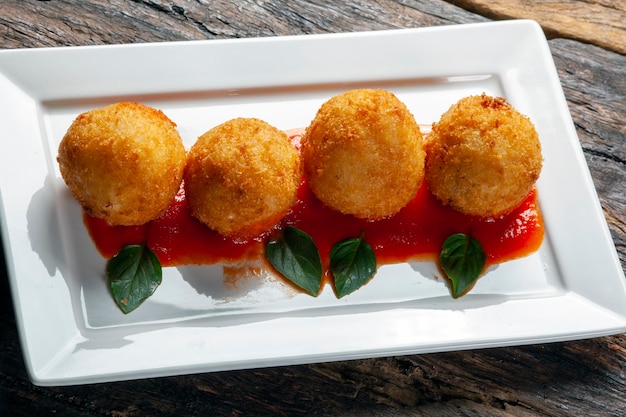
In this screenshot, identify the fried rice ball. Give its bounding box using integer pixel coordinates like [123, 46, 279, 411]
[424, 94, 543, 217]
[301, 89, 425, 220]
[184, 118, 301, 238]
[57, 102, 186, 226]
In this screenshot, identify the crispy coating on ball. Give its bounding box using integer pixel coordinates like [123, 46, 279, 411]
[424, 94, 543, 217]
[184, 118, 301, 238]
[57, 102, 186, 225]
[301, 89, 425, 220]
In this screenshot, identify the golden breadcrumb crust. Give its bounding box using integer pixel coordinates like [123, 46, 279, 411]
[184, 117, 301, 238]
[57, 102, 186, 225]
[424, 94, 543, 217]
[301, 89, 425, 220]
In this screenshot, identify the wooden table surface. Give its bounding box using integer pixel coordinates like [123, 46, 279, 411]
[1, 1, 624, 415]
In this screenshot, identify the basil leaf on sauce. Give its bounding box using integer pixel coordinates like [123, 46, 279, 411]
[330, 232, 377, 298]
[266, 226, 323, 296]
[107, 244, 162, 314]
[440, 233, 486, 298]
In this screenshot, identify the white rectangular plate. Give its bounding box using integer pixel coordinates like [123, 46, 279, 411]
[1, 20, 625, 386]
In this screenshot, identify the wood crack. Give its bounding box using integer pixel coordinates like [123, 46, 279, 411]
[128, 0, 222, 37]
[584, 146, 626, 166]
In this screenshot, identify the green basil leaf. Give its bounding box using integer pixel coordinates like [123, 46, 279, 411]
[440, 233, 486, 298]
[266, 226, 323, 296]
[330, 233, 377, 298]
[107, 244, 162, 314]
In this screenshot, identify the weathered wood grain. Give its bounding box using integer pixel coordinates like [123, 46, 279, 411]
[4, 0, 624, 53]
[449, 0, 626, 55]
[1, 1, 625, 416]
[0, 0, 485, 48]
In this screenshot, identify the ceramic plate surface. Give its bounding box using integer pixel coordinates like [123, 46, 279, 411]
[1, 20, 625, 386]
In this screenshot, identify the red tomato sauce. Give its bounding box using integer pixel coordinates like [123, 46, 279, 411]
[84, 187, 264, 266]
[280, 180, 543, 269]
[84, 179, 543, 270]
[83, 133, 544, 274]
